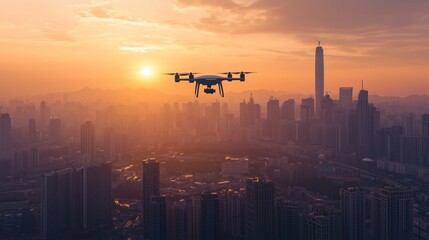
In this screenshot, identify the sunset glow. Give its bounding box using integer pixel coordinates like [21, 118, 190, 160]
[0, 0, 428, 98]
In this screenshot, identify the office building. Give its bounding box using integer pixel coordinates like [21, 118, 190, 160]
[340, 187, 365, 240]
[303, 205, 341, 240]
[220, 189, 245, 239]
[315, 42, 325, 118]
[143, 159, 160, 239]
[28, 118, 38, 144]
[81, 121, 95, 164]
[49, 118, 61, 145]
[41, 163, 112, 240]
[339, 87, 353, 110]
[370, 186, 413, 240]
[267, 97, 280, 139]
[0, 113, 12, 151]
[281, 99, 295, 121]
[245, 178, 275, 240]
[149, 196, 167, 240]
[275, 200, 304, 240]
[200, 192, 220, 240]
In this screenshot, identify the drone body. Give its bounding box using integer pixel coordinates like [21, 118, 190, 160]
[164, 72, 253, 97]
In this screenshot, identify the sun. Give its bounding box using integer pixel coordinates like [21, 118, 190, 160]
[140, 67, 153, 78]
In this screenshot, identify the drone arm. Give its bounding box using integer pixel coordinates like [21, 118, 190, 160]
[195, 83, 200, 97]
[218, 82, 224, 97]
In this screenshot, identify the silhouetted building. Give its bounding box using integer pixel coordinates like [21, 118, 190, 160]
[356, 90, 379, 159]
[200, 192, 220, 240]
[220, 189, 245, 239]
[39, 101, 48, 137]
[28, 118, 38, 144]
[370, 186, 413, 240]
[340, 187, 365, 240]
[301, 97, 315, 121]
[405, 113, 415, 135]
[245, 178, 274, 240]
[400, 135, 422, 165]
[149, 196, 167, 240]
[104, 128, 116, 162]
[315, 42, 325, 118]
[81, 121, 95, 164]
[143, 159, 160, 239]
[169, 200, 188, 240]
[14, 146, 39, 172]
[267, 97, 280, 139]
[49, 118, 61, 145]
[281, 99, 295, 121]
[339, 87, 353, 110]
[421, 114, 429, 167]
[41, 163, 112, 240]
[0, 113, 12, 151]
[275, 200, 304, 240]
[240, 94, 261, 127]
[303, 205, 341, 240]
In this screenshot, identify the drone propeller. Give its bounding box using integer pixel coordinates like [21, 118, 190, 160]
[162, 72, 200, 76]
[222, 71, 255, 74]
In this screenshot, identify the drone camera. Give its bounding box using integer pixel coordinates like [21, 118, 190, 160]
[204, 88, 216, 94]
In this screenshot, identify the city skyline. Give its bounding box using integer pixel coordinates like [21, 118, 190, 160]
[1, 1, 429, 98]
[1, 1, 429, 240]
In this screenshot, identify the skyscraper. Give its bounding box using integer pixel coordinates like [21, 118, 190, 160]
[240, 94, 261, 127]
[245, 178, 275, 240]
[49, 118, 61, 145]
[340, 187, 365, 240]
[220, 189, 245, 239]
[143, 159, 160, 239]
[200, 192, 220, 240]
[267, 97, 280, 139]
[80, 121, 95, 164]
[281, 99, 295, 121]
[315, 42, 324, 118]
[370, 186, 413, 240]
[41, 163, 112, 240]
[303, 205, 341, 240]
[275, 200, 304, 240]
[41, 168, 75, 240]
[339, 87, 353, 110]
[149, 196, 167, 240]
[421, 114, 429, 166]
[0, 113, 12, 151]
[39, 101, 50, 138]
[356, 89, 379, 159]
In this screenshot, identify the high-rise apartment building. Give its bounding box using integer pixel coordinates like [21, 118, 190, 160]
[370, 186, 413, 240]
[81, 121, 95, 164]
[143, 159, 161, 239]
[340, 187, 365, 240]
[315, 42, 325, 118]
[245, 178, 275, 240]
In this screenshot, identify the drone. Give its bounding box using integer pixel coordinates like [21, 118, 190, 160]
[163, 72, 254, 97]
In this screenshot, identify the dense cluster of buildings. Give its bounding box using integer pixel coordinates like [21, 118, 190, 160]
[0, 43, 425, 239]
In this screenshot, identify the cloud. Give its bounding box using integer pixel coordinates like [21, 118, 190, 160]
[119, 45, 163, 53]
[75, 2, 156, 27]
[41, 27, 75, 42]
[174, 0, 429, 55]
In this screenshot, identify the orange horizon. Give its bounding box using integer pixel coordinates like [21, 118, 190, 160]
[1, 0, 429, 99]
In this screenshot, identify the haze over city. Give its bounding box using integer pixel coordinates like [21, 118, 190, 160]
[2, 1, 429, 240]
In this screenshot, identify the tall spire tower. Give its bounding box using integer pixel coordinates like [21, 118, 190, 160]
[315, 41, 324, 118]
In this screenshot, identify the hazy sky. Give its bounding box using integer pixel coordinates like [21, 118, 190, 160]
[1, 0, 429, 98]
